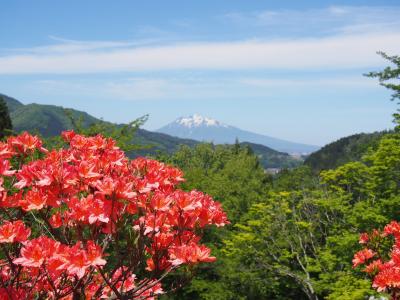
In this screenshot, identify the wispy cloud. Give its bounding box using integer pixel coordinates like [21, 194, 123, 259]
[104, 78, 191, 100]
[29, 77, 234, 101]
[27, 74, 380, 102]
[223, 6, 400, 36]
[1, 36, 167, 56]
[239, 76, 376, 88]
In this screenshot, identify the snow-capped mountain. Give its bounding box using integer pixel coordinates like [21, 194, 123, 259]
[175, 114, 228, 128]
[157, 114, 320, 154]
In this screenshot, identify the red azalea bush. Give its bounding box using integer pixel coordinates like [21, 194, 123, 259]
[353, 221, 400, 299]
[0, 131, 228, 299]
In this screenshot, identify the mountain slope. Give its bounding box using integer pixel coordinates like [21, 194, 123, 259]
[304, 131, 389, 172]
[158, 114, 319, 154]
[241, 142, 302, 169]
[0, 94, 299, 169]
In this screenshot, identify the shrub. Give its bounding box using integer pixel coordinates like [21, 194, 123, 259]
[0, 131, 228, 299]
[353, 221, 400, 299]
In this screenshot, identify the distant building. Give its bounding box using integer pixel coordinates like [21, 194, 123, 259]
[265, 168, 281, 175]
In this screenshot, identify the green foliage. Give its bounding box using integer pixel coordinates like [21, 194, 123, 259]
[0, 96, 12, 139]
[223, 191, 347, 300]
[321, 273, 377, 300]
[321, 162, 370, 202]
[272, 166, 318, 192]
[321, 135, 400, 200]
[364, 136, 400, 198]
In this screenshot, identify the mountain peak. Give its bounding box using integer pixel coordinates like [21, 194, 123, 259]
[158, 114, 320, 154]
[175, 114, 227, 128]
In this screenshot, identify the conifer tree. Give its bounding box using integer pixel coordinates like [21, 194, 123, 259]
[0, 96, 12, 139]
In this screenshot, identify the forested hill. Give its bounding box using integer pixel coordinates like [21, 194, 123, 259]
[2, 94, 99, 137]
[304, 131, 389, 172]
[1, 93, 300, 169]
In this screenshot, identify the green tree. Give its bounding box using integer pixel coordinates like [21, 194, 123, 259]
[0, 96, 12, 139]
[223, 190, 349, 300]
[366, 52, 400, 128]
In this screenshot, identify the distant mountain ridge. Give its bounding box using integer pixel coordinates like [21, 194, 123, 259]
[158, 114, 319, 154]
[0, 93, 301, 169]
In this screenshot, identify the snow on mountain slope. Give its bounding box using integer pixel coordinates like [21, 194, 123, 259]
[157, 114, 320, 154]
[175, 114, 228, 128]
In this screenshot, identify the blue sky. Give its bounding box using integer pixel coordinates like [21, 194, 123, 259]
[1, 1, 400, 146]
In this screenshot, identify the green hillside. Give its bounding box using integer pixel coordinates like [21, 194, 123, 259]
[304, 131, 389, 172]
[1, 93, 299, 169]
[1, 94, 99, 137]
[12, 104, 100, 137]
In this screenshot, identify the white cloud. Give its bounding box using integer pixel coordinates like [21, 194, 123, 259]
[0, 32, 400, 74]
